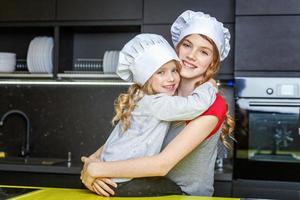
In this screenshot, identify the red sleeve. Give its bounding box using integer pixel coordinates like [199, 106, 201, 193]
[186, 94, 227, 139]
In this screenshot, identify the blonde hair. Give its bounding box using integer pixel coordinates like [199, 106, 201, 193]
[177, 34, 235, 148]
[112, 60, 181, 132]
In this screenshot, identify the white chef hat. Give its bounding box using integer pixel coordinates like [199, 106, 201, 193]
[117, 33, 180, 86]
[171, 10, 231, 61]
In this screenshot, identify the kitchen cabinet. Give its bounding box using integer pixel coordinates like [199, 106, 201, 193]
[236, 0, 300, 15]
[0, 25, 140, 79]
[58, 25, 140, 75]
[0, 26, 55, 73]
[0, 0, 235, 80]
[144, 0, 234, 24]
[57, 0, 143, 21]
[216, 24, 234, 80]
[235, 16, 300, 76]
[0, 0, 142, 79]
[142, 25, 172, 44]
[0, 0, 56, 22]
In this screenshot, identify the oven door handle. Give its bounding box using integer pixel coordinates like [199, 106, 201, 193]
[249, 101, 300, 107]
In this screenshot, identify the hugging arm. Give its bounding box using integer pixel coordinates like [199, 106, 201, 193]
[86, 115, 219, 179]
[87, 145, 103, 160]
[146, 82, 217, 121]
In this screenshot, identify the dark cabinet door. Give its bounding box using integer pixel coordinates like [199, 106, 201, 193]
[218, 23, 234, 79]
[144, 0, 234, 24]
[236, 0, 300, 15]
[0, 0, 55, 21]
[57, 0, 142, 21]
[235, 16, 300, 72]
[142, 25, 172, 44]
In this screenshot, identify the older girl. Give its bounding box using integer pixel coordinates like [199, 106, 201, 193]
[81, 10, 234, 197]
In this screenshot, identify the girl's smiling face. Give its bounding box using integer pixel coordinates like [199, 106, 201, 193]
[177, 34, 214, 81]
[149, 60, 180, 96]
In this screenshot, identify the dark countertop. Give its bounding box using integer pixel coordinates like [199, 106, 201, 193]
[0, 160, 81, 174]
[0, 162, 233, 180]
[0, 155, 233, 179]
[214, 159, 233, 181]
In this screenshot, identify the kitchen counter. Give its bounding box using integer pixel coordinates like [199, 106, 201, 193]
[1, 185, 240, 200]
[0, 162, 232, 178]
[0, 162, 81, 174]
[214, 162, 233, 181]
[0, 160, 233, 181]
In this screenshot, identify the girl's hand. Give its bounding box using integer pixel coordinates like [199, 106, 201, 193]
[80, 167, 95, 192]
[80, 161, 98, 192]
[92, 178, 118, 197]
[81, 156, 98, 163]
[81, 156, 98, 177]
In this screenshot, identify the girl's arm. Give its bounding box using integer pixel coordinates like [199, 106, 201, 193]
[81, 145, 104, 163]
[146, 82, 217, 121]
[89, 145, 104, 159]
[87, 115, 218, 178]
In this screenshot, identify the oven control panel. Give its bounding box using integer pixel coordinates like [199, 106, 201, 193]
[266, 88, 274, 95]
[236, 77, 300, 98]
[277, 84, 298, 97]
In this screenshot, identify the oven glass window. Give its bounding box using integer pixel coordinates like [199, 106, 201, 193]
[248, 111, 300, 163]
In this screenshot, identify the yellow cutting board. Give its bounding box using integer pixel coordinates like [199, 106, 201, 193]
[2, 185, 239, 200]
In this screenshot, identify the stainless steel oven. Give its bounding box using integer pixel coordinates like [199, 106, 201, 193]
[234, 77, 300, 181]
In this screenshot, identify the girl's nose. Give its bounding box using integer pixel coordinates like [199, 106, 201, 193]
[187, 50, 196, 60]
[167, 72, 175, 81]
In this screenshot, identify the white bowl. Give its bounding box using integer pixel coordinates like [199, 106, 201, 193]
[0, 64, 15, 72]
[0, 52, 16, 72]
[0, 52, 16, 59]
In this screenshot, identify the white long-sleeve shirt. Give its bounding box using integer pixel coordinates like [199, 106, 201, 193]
[100, 82, 217, 182]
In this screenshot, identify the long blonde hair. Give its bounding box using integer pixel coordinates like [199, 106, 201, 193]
[177, 34, 235, 148]
[111, 81, 153, 132]
[112, 60, 181, 132]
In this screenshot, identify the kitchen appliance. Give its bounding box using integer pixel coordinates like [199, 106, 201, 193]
[233, 77, 300, 181]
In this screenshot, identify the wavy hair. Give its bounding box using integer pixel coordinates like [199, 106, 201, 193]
[111, 81, 152, 131]
[177, 34, 235, 148]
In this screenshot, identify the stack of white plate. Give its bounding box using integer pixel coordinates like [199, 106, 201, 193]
[103, 50, 120, 74]
[27, 36, 54, 74]
[0, 52, 16, 72]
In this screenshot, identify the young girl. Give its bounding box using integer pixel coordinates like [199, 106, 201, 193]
[81, 33, 217, 195]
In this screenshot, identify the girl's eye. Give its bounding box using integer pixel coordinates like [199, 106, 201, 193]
[200, 50, 209, 55]
[182, 42, 191, 48]
[172, 68, 178, 73]
[157, 71, 164, 75]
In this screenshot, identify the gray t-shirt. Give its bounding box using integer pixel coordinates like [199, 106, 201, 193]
[162, 123, 221, 196]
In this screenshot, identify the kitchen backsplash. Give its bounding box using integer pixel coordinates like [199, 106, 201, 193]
[0, 83, 234, 162]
